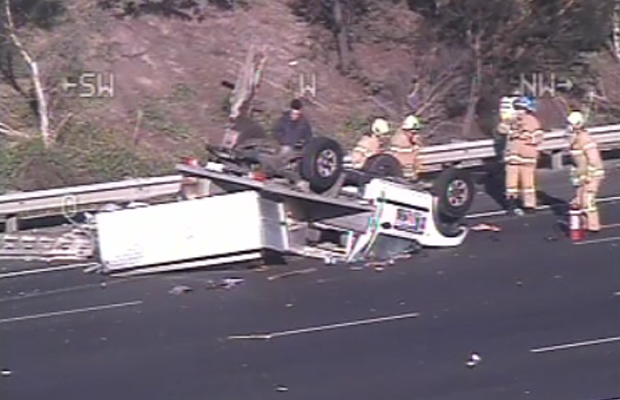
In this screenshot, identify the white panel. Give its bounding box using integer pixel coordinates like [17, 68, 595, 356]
[258, 199, 289, 252]
[96, 191, 264, 270]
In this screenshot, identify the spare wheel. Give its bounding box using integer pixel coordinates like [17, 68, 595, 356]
[362, 153, 403, 178]
[300, 137, 344, 193]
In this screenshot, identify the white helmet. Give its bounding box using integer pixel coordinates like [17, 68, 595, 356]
[402, 115, 421, 130]
[371, 118, 390, 135]
[567, 111, 584, 127]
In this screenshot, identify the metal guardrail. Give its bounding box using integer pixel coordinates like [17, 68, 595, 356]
[0, 175, 182, 217]
[1, 124, 619, 228]
[419, 124, 620, 166]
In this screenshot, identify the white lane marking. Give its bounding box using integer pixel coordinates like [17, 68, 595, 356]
[530, 336, 620, 353]
[467, 195, 620, 220]
[0, 300, 143, 324]
[0, 277, 138, 303]
[466, 209, 506, 219]
[0, 263, 98, 279]
[574, 236, 620, 246]
[229, 311, 420, 340]
[613, 291, 620, 296]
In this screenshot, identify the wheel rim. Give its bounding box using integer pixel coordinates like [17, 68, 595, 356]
[447, 179, 469, 207]
[316, 149, 338, 178]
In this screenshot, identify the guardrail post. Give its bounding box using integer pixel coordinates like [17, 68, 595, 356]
[180, 177, 211, 200]
[4, 215, 19, 233]
[550, 151, 564, 170]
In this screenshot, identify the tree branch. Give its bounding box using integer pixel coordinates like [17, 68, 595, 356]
[0, 120, 28, 138]
[613, 0, 620, 62]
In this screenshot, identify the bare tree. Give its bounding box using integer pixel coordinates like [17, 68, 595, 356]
[0, 120, 26, 138]
[288, 0, 355, 74]
[462, 28, 482, 137]
[613, 0, 620, 62]
[2, 0, 51, 147]
[228, 44, 268, 120]
[332, 0, 351, 73]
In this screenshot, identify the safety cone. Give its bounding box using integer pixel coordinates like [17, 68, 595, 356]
[568, 204, 585, 242]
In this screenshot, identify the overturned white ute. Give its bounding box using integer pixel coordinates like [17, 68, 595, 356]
[95, 164, 469, 275]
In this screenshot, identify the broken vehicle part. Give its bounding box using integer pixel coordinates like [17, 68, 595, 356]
[471, 223, 501, 232]
[0, 229, 94, 260]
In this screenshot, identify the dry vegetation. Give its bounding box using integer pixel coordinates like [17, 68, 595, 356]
[1, 0, 619, 192]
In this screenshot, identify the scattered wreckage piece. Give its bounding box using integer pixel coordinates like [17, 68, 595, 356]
[470, 223, 501, 232]
[267, 267, 317, 281]
[466, 352, 482, 368]
[0, 229, 94, 260]
[94, 164, 469, 276]
[0, 201, 152, 262]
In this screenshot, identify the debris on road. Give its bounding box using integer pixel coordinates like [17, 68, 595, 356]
[275, 385, 289, 392]
[99, 203, 123, 213]
[323, 255, 338, 265]
[126, 201, 149, 209]
[0, 229, 95, 261]
[488, 235, 501, 243]
[466, 352, 482, 368]
[365, 260, 389, 267]
[471, 223, 501, 232]
[222, 278, 244, 288]
[205, 277, 244, 290]
[84, 263, 104, 274]
[316, 277, 340, 284]
[267, 268, 317, 281]
[169, 285, 193, 295]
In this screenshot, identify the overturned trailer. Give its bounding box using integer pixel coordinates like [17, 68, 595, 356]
[95, 165, 468, 275]
[94, 45, 470, 275]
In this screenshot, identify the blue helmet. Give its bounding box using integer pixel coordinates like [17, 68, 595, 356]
[513, 96, 536, 112]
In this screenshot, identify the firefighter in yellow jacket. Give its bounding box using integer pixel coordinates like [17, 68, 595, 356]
[504, 96, 544, 215]
[389, 115, 423, 179]
[567, 111, 605, 233]
[350, 118, 389, 169]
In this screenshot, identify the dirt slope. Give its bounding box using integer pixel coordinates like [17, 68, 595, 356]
[33, 0, 420, 154]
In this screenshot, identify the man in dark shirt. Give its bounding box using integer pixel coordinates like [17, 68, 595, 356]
[273, 98, 313, 149]
[258, 99, 313, 187]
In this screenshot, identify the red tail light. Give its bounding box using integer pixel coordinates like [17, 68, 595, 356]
[250, 171, 267, 181]
[186, 157, 199, 167]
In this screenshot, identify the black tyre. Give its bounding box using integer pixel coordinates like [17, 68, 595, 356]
[433, 211, 466, 238]
[431, 167, 475, 219]
[300, 137, 344, 193]
[362, 154, 403, 178]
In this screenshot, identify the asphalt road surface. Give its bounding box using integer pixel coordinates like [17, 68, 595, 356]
[1, 164, 620, 400]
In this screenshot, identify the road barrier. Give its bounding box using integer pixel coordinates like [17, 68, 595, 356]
[0, 175, 182, 232]
[419, 124, 620, 171]
[1, 124, 619, 232]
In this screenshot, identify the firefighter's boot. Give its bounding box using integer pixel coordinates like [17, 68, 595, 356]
[506, 197, 522, 216]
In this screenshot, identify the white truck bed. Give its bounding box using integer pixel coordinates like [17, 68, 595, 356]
[96, 191, 288, 273]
